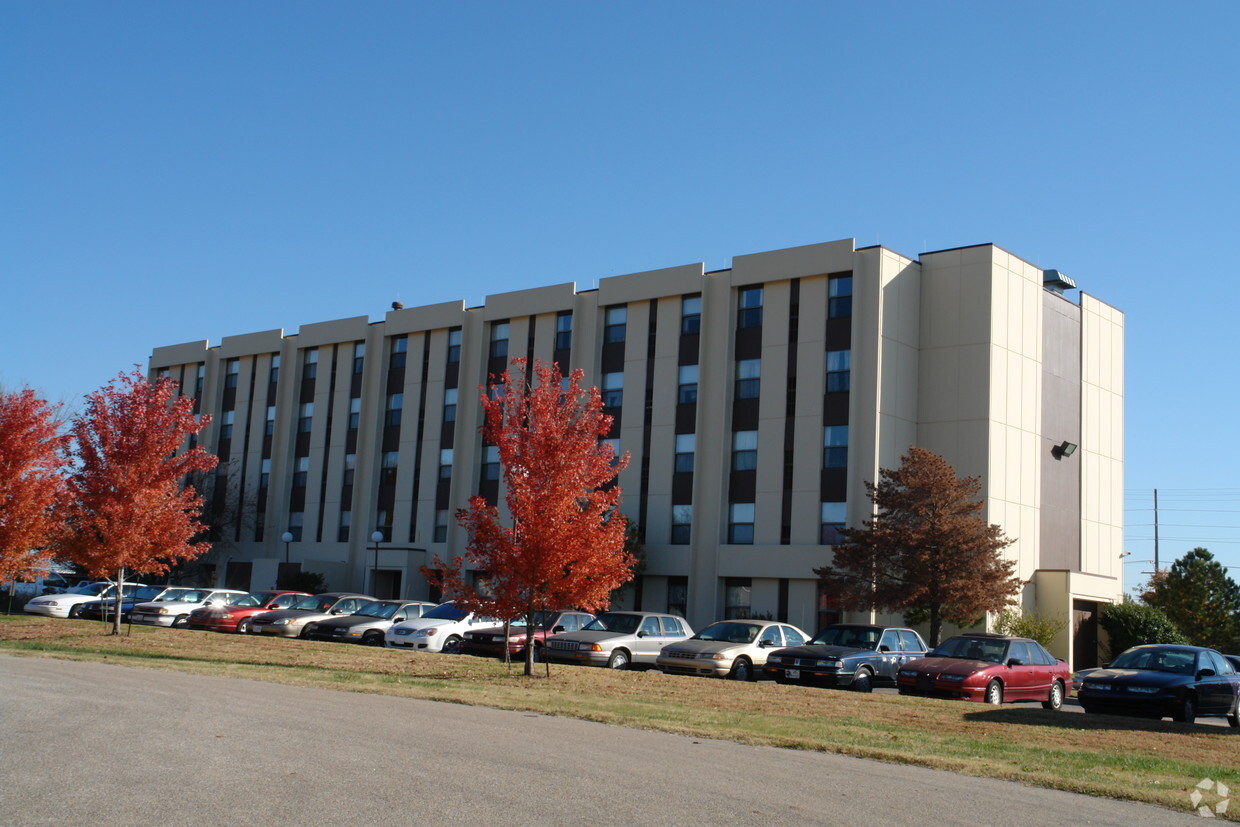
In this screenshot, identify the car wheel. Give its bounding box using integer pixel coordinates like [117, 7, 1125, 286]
[1227, 696, 1239, 729]
[729, 658, 754, 682]
[362, 631, 384, 646]
[1042, 680, 1064, 711]
[298, 625, 313, 639]
[173, 614, 189, 628]
[1172, 693, 1196, 724]
[442, 635, 463, 655]
[851, 668, 874, 693]
[984, 680, 1003, 705]
[236, 618, 252, 634]
[67, 605, 83, 619]
[607, 649, 630, 670]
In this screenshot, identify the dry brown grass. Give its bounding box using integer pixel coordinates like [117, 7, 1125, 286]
[2, 614, 1236, 818]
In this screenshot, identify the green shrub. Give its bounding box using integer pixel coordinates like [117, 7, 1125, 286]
[994, 609, 1067, 648]
[1098, 600, 1188, 660]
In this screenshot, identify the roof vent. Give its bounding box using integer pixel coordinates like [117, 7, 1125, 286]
[1042, 269, 1077, 295]
[391, 301, 404, 311]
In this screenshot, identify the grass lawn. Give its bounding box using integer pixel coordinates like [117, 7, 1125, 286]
[1, 613, 1236, 818]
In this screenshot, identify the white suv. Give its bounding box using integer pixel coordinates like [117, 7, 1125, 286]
[129, 589, 250, 628]
[24, 581, 145, 619]
[384, 603, 498, 653]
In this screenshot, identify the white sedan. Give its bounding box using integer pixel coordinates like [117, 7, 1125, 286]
[384, 603, 498, 653]
[129, 589, 250, 627]
[24, 581, 145, 619]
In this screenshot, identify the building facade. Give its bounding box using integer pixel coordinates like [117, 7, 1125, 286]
[151, 238, 1124, 667]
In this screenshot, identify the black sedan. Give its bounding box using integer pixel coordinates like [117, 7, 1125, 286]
[1077, 644, 1240, 726]
[762, 624, 928, 692]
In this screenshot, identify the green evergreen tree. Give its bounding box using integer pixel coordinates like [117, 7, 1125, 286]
[1142, 548, 1240, 651]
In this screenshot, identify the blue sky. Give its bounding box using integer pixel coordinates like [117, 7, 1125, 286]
[3, 2, 1238, 586]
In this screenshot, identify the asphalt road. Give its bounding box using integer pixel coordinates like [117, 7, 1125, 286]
[0, 655, 1205, 826]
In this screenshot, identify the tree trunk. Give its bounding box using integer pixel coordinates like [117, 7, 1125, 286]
[928, 604, 942, 649]
[502, 617, 512, 672]
[112, 567, 124, 636]
[524, 610, 536, 677]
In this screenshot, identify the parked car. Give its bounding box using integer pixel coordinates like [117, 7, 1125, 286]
[384, 602, 499, 653]
[658, 619, 810, 681]
[302, 600, 438, 645]
[543, 611, 694, 670]
[23, 581, 146, 619]
[79, 585, 196, 622]
[185, 590, 310, 633]
[249, 593, 376, 638]
[461, 610, 597, 659]
[762, 624, 927, 692]
[1077, 644, 1240, 725]
[129, 588, 250, 627]
[897, 632, 1071, 709]
[1226, 654, 1240, 673]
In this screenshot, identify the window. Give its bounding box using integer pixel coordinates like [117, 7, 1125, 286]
[265, 405, 276, 436]
[898, 631, 923, 652]
[269, 354, 280, 384]
[555, 312, 572, 350]
[220, 410, 234, 439]
[660, 616, 685, 637]
[381, 451, 398, 484]
[681, 295, 701, 335]
[639, 616, 661, 637]
[602, 372, 623, 408]
[729, 503, 755, 544]
[674, 433, 695, 473]
[783, 626, 806, 646]
[736, 359, 760, 399]
[731, 431, 757, 472]
[195, 364, 205, 396]
[375, 511, 392, 542]
[343, 453, 356, 486]
[259, 458, 271, 489]
[604, 306, 627, 344]
[738, 287, 763, 328]
[288, 511, 304, 542]
[671, 504, 692, 544]
[829, 275, 853, 319]
[388, 336, 408, 370]
[677, 364, 698, 404]
[447, 328, 461, 363]
[293, 456, 310, 488]
[337, 510, 351, 542]
[482, 445, 500, 481]
[724, 577, 752, 618]
[349, 397, 361, 430]
[439, 448, 453, 479]
[489, 322, 509, 359]
[298, 402, 313, 433]
[302, 350, 318, 381]
[385, 393, 403, 427]
[434, 510, 449, 543]
[667, 576, 688, 617]
[224, 359, 239, 389]
[759, 625, 782, 646]
[826, 349, 850, 393]
[823, 425, 848, 468]
[821, 501, 846, 544]
[443, 387, 457, 423]
[353, 342, 365, 374]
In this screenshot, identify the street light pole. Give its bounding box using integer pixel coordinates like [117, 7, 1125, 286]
[370, 530, 385, 597]
[280, 532, 294, 567]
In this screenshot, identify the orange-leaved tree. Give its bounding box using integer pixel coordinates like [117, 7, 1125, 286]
[815, 446, 1019, 646]
[424, 358, 635, 676]
[0, 389, 69, 590]
[61, 369, 217, 634]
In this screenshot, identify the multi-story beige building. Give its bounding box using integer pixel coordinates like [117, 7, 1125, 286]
[151, 237, 1124, 667]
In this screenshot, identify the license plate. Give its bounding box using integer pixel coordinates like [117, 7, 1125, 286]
[785, 669, 800, 680]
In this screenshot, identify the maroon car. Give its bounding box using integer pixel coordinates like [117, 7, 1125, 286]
[186, 590, 309, 633]
[896, 632, 1071, 709]
[461, 610, 596, 659]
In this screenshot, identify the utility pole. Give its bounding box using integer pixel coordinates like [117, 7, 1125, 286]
[1153, 488, 1160, 572]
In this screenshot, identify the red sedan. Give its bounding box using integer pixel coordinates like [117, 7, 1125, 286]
[186, 590, 308, 633]
[896, 632, 1071, 709]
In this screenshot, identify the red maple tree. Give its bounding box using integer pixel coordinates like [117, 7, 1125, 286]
[0, 389, 69, 586]
[424, 359, 635, 676]
[61, 370, 217, 633]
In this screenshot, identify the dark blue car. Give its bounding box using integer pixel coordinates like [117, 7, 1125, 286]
[1077, 644, 1240, 726]
[763, 624, 928, 692]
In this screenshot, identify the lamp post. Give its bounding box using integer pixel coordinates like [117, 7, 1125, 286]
[279, 532, 294, 589]
[370, 530, 385, 597]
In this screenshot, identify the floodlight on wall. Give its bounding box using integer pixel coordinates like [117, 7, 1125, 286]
[1052, 441, 1078, 459]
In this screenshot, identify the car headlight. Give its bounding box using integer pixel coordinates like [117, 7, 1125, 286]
[1128, 686, 1159, 694]
[272, 618, 293, 626]
[706, 653, 728, 660]
[157, 608, 171, 615]
[581, 642, 602, 652]
[898, 669, 918, 678]
[1083, 682, 1111, 692]
[940, 674, 966, 682]
[41, 601, 58, 607]
[816, 659, 840, 668]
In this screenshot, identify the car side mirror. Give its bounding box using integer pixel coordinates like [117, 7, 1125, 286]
[879, 645, 891, 652]
[1198, 668, 1216, 679]
[1007, 658, 1024, 667]
[552, 625, 565, 633]
[636, 631, 646, 638]
[1101, 662, 1111, 668]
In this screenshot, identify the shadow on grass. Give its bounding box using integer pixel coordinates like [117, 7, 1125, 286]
[961, 706, 1236, 734]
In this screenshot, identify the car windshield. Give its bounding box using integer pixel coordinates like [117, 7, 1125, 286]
[422, 603, 469, 621]
[696, 622, 760, 644]
[155, 588, 193, 601]
[291, 595, 337, 612]
[1110, 648, 1196, 674]
[931, 637, 1009, 663]
[251, 592, 281, 604]
[810, 626, 880, 649]
[583, 613, 641, 634]
[356, 602, 402, 619]
[227, 595, 261, 607]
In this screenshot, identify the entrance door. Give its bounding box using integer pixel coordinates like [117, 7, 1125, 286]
[225, 561, 253, 591]
[1073, 600, 1100, 668]
[372, 569, 402, 600]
